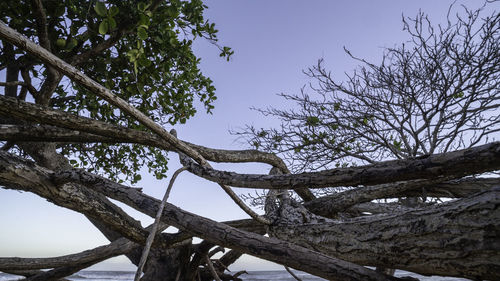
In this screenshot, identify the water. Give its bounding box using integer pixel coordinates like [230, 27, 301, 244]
[0, 270, 472, 280]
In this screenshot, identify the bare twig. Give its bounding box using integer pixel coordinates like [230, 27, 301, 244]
[205, 255, 222, 281]
[285, 266, 303, 281]
[134, 167, 187, 281]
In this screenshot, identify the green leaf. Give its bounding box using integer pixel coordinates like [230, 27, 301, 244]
[252, 141, 259, 149]
[133, 61, 138, 74]
[94, 1, 107, 17]
[99, 19, 109, 35]
[108, 17, 117, 30]
[334, 102, 341, 111]
[139, 14, 149, 26]
[65, 38, 78, 50]
[138, 57, 152, 67]
[306, 116, 320, 126]
[137, 2, 148, 12]
[133, 174, 142, 182]
[137, 27, 148, 40]
[109, 5, 119, 17]
[56, 38, 66, 48]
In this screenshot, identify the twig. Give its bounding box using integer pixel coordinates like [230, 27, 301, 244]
[0, 81, 27, 87]
[174, 267, 181, 281]
[285, 266, 303, 281]
[233, 270, 248, 278]
[205, 255, 222, 281]
[134, 167, 187, 281]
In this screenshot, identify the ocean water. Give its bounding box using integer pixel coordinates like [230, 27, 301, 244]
[0, 270, 471, 280]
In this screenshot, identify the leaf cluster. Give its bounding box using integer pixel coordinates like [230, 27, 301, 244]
[0, 0, 232, 183]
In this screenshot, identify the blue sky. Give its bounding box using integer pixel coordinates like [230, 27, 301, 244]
[0, 0, 496, 272]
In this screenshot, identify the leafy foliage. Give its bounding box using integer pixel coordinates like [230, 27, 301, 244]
[0, 0, 232, 183]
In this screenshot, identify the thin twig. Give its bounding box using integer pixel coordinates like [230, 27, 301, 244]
[134, 167, 187, 281]
[285, 266, 303, 281]
[205, 255, 222, 281]
[174, 267, 181, 281]
[0, 81, 27, 87]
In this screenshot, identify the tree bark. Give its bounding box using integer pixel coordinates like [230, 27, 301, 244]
[269, 189, 500, 280]
[179, 142, 500, 189]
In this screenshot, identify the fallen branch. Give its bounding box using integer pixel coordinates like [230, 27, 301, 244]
[179, 142, 500, 189]
[270, 189, 500, 280]
[0, 238, 134, 271]
[303, 179, 447, 217]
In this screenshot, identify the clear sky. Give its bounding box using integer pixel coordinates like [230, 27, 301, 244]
[0, 0, 496, 272]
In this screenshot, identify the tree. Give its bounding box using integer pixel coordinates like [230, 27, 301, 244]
[0, 2, 499, 281]
[241, 4, 500, 173]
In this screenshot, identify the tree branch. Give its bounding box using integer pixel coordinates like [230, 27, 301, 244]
[178, 142, 500, 189]
[0, 100, 291, 177]
[134, 167, 187, 281]
[270, 189, 500, 280]
[303, 179, 448, 217]
[0, 238, 134, 270]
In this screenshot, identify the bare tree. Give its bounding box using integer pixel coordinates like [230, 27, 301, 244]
[239, 4, 500, 172]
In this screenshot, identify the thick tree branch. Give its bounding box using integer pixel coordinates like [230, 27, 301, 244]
[270, 189, 500, 280]
[0, 150, 405, 281]
[303, 179, 447, 217]
[0, 124, 126, 143]
[0, 151, 182, 251]
[400, 177, 500, 198]
[0, 238, 134, 270]
[0, 101, 291, 177]
[309, 178, 500, 218]
[179, 142, 500, 189]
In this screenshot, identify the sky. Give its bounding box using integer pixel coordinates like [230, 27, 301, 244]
[0, 0, 497, 272]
